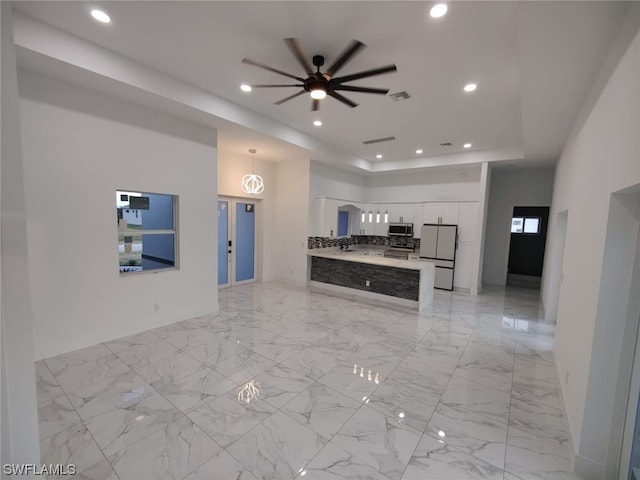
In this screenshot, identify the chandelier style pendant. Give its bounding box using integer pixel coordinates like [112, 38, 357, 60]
[241, 148, 264, 194]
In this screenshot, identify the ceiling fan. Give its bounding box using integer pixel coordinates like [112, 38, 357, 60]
[242, 38, 397, 110]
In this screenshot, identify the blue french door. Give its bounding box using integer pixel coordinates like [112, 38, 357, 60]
[235, 202, 255, 282]
[217, 197, 256, 287]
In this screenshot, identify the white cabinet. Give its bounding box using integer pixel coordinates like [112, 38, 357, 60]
[423, 203, 459, 225]
[315, 198, 339, 237]
[457, 202, 478, 242]
[388, 204, 414, 224]
[412, 204, 425, 238]
[453, 242, 474, 290]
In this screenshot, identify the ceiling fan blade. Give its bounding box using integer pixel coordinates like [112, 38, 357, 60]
[251, 84, 305, 88]
[274, 90, 306, 105]
[284, 38, 314, 76]
[326, 40, 365, 77]
[241, 58, 305, 82]
[311, 99, 320, 111]
[327, 91, 358, 108]
[332, 64, 397, 84]
[332, 85, 389, 95]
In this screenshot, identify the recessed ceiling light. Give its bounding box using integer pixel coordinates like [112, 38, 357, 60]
[90, 9, 111, 23]
[240, 84, 252, 92]
[463, 143, 472, 148]
[464, 83, 477, 92]
[430, 3, 448, 18]
[416, 149, 423, 154]
[313, 120, 322, 127]
[376, 154, 383, 159]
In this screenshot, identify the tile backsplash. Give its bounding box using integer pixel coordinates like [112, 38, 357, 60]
[307, 235, 421, 249]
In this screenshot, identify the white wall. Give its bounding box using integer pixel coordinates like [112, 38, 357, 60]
[218, 151, 277, 282]
[1, 4, 40, 467]
[273, 159, 311, 283]
[309, 160, 366, 201]
[308, 160, 365, 234]
[540, 7, 640, 477]
[474, 163, 492, 294]
[19, 71, 219, 360]
[364, 165, 482, 203]
[482, 167, 555, 286]
[219, 152, 310, 284]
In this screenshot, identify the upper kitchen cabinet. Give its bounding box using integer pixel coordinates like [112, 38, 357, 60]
[423, 203, 459, 225]
[388, 204, 414, 224]
[314, 198, 339, 237]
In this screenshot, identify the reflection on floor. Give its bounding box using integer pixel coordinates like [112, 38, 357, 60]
[36, 282, 580, 480]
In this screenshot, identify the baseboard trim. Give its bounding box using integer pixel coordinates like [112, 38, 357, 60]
[35, 304, 220, 361]
[574, 454, 606, 480]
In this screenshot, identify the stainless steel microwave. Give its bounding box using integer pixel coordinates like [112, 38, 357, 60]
[388, 223, 414, 237]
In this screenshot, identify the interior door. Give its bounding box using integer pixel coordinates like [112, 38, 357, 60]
[234, 201, 256, 284]
[508, 206, 550, 277]
[217, 197, 256, 287]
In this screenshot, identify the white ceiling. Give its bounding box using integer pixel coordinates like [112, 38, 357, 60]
[12, 1, 630, 171]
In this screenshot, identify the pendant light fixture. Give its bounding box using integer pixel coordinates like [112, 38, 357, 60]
[241, 148, 264, 195]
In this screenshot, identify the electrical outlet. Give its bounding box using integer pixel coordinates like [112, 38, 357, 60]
[565, 371, 570, 385]
[153, 303, 160, 312]
[365, 280, 370, 287]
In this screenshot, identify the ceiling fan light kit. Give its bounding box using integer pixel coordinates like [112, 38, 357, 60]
[242, 38, 397, 110]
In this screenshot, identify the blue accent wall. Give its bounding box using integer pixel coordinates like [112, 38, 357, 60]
[338, 211, 349, 236]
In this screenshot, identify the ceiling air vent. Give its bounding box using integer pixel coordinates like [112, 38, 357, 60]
[440, 142, 453, 147]
[389, 91, 411, 101]
[363, 136, 396, 145]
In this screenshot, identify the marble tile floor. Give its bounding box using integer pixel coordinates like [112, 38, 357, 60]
[36, 282, 580, 480]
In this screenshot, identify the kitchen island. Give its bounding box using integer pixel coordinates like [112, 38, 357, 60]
[307, 248, 435, 311]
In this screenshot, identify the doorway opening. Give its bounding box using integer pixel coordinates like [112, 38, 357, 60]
[507, 206, 550, 288]
[217, 196, 257, 288]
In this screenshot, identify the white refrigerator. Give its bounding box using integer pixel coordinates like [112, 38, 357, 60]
[419, 224, 458, 290]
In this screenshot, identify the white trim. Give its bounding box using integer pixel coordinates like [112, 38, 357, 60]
[574, 454, 605, 480]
